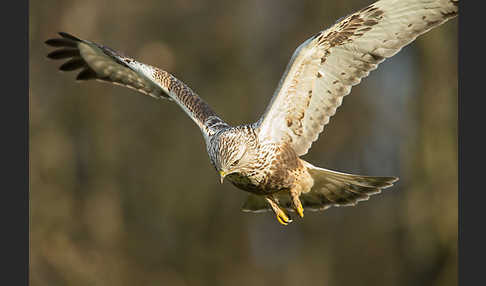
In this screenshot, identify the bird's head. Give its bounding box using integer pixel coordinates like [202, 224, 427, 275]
[212, 127, 256, 183]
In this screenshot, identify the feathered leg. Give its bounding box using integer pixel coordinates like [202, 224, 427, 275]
[290, 186, 304, 218]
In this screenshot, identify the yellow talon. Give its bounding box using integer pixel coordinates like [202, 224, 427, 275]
[276, 214, 288, 225]
[276, 209, 292, 226]
[296, 203, 304, 218]
[265, 195, 292, 226]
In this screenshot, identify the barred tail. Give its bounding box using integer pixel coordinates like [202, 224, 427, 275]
[299, 161, 398, 211]
[241, 160, 398, 213]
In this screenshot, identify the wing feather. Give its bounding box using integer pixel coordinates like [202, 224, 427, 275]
[256, 0, 458, 156]
[46, 32, 228, 137]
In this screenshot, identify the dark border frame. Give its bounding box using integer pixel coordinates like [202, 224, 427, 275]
[3, 0, 29, 284]
[3, 0, 475, 285]
[458, 1, 481, 285]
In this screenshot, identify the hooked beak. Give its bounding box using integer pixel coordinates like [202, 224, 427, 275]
[219, 171, 226, 184]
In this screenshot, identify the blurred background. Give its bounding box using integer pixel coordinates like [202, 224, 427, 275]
[29, 0, 457, 285]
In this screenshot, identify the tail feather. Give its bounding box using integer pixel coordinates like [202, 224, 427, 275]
[301, 161, 398, 211]
[241, 194, 272, 213]
[241, 161, 398, 213]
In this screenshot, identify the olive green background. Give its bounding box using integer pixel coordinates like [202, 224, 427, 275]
[30, 0, 458, 285]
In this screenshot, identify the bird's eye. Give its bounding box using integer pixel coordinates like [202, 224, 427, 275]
[231, 159, 240, 167]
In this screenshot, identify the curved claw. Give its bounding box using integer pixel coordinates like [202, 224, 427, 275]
[276, 209, 293, 225]
[265, 195, 293, 226]
[295, 203, 304, 218]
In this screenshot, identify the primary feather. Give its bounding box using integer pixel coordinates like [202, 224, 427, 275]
[256, 0, 458, 156]
[45, 32, 229, 138]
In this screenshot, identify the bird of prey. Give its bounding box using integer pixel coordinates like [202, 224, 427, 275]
[45, 0, 458, 225]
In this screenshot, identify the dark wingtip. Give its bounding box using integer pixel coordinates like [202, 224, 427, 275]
[58, 32, 82, 42]
[76, 68, 98, 81]
[59, 58, 85, 71]
[45, 38, 78, 48]
[46, 48, 80, 60]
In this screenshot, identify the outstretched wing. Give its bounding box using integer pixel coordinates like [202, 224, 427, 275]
[256, 0, 458, 156]
[45, 32, 228, 137]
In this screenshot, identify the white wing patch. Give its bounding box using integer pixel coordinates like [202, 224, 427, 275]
[256, 0, 458, 156]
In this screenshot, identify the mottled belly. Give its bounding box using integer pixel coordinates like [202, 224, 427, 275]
[227, 172, 290, 195]
[226, 143, 303, 195]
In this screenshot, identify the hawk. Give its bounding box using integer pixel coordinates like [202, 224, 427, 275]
[45, 0, 458, 225]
